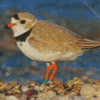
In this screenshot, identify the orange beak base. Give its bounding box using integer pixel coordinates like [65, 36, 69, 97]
[7, 23, 15, 28]
[4, 23, 15, 29]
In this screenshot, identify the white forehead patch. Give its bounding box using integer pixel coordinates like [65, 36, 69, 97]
[11, 17, 17, 23]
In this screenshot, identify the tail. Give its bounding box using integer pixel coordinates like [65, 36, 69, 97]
[75, 38, 100, 50]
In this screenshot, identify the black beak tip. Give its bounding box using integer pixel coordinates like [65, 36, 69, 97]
[4, 25, 9, 29]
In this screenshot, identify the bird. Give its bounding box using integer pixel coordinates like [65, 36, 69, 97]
[4, 12, 100, 83]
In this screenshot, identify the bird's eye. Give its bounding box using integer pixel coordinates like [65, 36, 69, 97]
[20, 20, 26, 24]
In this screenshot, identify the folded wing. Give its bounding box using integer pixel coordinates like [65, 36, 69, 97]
[28, 20, 100, 53]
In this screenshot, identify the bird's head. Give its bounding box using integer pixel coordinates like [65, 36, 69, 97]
[4, 12, 38, 37]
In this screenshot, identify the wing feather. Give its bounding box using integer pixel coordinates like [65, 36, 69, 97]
[28, 20, 100, 53]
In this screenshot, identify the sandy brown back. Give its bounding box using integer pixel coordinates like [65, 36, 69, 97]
[28, 20, 100, 53]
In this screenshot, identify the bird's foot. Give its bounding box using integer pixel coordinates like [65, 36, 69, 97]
[48, 79, 52, 81]
[44, 79, 52, 83]
[44, 79, 48, 83]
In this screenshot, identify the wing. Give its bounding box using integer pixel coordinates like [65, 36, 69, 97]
[28, 20, 100, 53]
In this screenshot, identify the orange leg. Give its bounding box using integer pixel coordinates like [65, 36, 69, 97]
[45, 66, 50, 80]
[49, 63, 57, 80]
[44, 62, 57, 83]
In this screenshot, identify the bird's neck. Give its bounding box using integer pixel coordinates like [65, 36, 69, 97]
[14, 28, 33, 42]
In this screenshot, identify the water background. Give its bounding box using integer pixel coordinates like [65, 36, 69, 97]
[0, 0, 100, 83]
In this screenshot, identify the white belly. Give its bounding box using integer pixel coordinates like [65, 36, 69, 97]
[16, 41, 81, 62]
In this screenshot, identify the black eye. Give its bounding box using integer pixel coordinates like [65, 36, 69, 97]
[20, 20, 26, 24]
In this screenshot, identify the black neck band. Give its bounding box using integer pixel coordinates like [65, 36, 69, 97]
[14, 28, 32, 42]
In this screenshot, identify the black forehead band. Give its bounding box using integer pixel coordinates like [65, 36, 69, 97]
[12, 14, 19, 20]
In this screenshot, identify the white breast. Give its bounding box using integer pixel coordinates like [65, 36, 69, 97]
[16, 40, 81, 62]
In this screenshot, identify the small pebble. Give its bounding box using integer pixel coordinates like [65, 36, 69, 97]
[6, 95, 18, 100]
[47, 91, 56, 98]
[27, 90, 38, 96]
[10, 81, 18, 87]
[47, 81, 53, 84]
[36, 82, 40, 85]
[21, 86, 29, 92]
[49, 84, 55, 88]
[31, 81, 36, 86]
[87, 78, 96, 85]
[36, 98, 45, 100]
[67, 92, 77, 97]
[14, 93, 22, 98]
[44, 86, 51, 92]
[60, 96, 68, 100]
[18, 94, 27, 100]
[0, 94, 6, 100]
[57, 89, 65, 95]
[38, 92, 48, 99]
[0, 82, 3, 86]
[13, 88, 21, 93]
[95, 96, 100, 100]
[39, 86, 45, 91]
[94, 90, 100, 96]
[84, 94, 95, 99]
[50, 96, 60, 100]
[0, 85, 6, 91]
[31, 94, 37, 99]
[34, 85, 40, 91]
[7, 90, 14, 95]
[67, 79, 85, 86]
[74, 96, 86, 100]
[80, 84, 97, 96]
[54, 79, 62, 85]
[15, 85, 21, 89]
[31, 98, 35, 100]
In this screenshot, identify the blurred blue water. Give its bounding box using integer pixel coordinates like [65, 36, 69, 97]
[1, 0, 100, 83]
[0, 49, 100, 83]
[1, 0, 100, 20]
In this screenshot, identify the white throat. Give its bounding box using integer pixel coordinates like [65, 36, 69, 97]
[12, 19, 38, 37]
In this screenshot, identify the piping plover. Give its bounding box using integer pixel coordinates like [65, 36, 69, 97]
[4, 12, 100, 83]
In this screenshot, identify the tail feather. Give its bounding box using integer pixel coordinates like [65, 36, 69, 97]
[76, 38, 100, 49]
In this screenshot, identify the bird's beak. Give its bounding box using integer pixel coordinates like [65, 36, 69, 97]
[4, 23, 15, 29]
